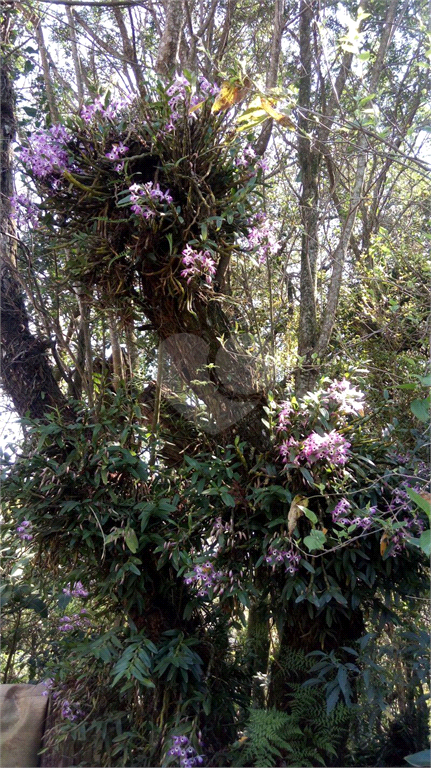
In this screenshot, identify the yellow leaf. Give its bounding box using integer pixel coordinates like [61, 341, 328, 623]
[288, 494, 308, 536]
[189, 100, 205, 114]
[380, 532, 389, 557]
[259, 96, 296, 129]
[211, 80, 250, 113]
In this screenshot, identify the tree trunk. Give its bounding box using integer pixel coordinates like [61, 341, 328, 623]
[295, 0, 320, 395]
[155, 0, 184, 77]
[0, 18, 70, 421]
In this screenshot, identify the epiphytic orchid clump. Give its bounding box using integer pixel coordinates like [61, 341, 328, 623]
[246, 211, 281, 264]
[265, 545, 301, 574]
[16, 520, 33, 541]
[15, 75, 270, 307]
[168, 734, 205, 767]
[184, 560, 224, 597]
[279, 430, 351, 468]
[18, 124, 72, 181]
[180, 245, 217, 285]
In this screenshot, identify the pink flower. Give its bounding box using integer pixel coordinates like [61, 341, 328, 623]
[180, 246, 216, 285]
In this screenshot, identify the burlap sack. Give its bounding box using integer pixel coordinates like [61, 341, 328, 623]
[0, 684, 48, 768]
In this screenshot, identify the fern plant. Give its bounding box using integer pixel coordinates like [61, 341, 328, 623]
[231, 708, 300, 767]
[230, 648, 352, 767]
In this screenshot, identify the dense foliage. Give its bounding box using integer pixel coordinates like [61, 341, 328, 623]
[1, 1, 430, 766]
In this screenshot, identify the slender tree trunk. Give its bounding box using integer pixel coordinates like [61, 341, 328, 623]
[295, 0, 408, 396]
[66, 6, 84, 102]
[256, 0, 285, 156]
[295, 0, 321, 395]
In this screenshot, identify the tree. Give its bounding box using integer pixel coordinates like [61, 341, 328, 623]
[1, 1, 429, 766]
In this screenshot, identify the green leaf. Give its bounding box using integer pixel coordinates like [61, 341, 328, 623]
[299, 466, 316, 486]
[125, 529, 139, 554]
[419, 374, 431, 386]
[24, 596, 48, 618]
[303, 508, 318, 524]
[410, 397, 430, 422]
[303, 530, 326, 552]
[408, 530, 430, 557]
[404, 750, 431, 767]
[406, 488, 431, 520]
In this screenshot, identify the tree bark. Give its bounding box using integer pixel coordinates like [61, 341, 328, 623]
[295, 0, 409, 396]
[155, 0, 184, 77]
[295, 0, 320, 392]
[255, 0, 285, 156]
[0, 18, 70, 421]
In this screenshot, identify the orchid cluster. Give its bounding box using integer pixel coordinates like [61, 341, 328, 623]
[41, 680, 82, 722]
[80, 95, 130, 123]
[128, 181, 173, 218]
[16, 520, 33, 541]
[165, 75, 219, 132]
[60, 699, 83, 721]
[277, 379, 365, 435]
[324, 379, 365, 417]
[41, 678, 54, 696]
[58, 609, 91, 632]
[389, 516, 425, 556]
[387, 486, 415, 515]
[180, 245, 217, 285]
[10, 194, 39, 228]
[19, 124, 71, 180]
[385, 484, 426, 556]
[279, 430, 351, 467]
[165, 75, 191, 131]
[247, 212, 281, 264]
[105, 141, 129, 172]
[184, 561, 224, 597]
[265, 546, 301, 575]
[331, 499, 375, 530]
[168, 735, 205, 767]
[62, 581, 89, 597]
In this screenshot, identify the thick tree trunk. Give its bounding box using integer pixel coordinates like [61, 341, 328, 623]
[0, 23, 70, 421]
[155, 0, 184, 77]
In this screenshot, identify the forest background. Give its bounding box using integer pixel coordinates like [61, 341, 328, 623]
[0, 0, 430, 766]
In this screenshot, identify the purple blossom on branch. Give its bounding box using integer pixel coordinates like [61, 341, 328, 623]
[16, 520, 33, 541]
[180, 245, 216, 285]
[247, 212, 280, 264]
[324, 379, 365, 416]
[10, 195, 39, 228]
[105, 142, 129, 160]
[63, 581, 89, 597]
[128, 182, 173, 219]
[60, 699, 83, 721]
[169, 734, 205, 767]
[19, 125, 71, 180]
[265, 546, 301, 575]
[58, 611, 91, 632]
[80, 96, 131, 123]
[184, 560, 224, 597]
[279, 430, 350, 467]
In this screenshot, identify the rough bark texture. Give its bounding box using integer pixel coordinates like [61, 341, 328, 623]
[295, 0, 320, 394]
[0, 26, 69, 421]
[155, 0, 184, 76]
